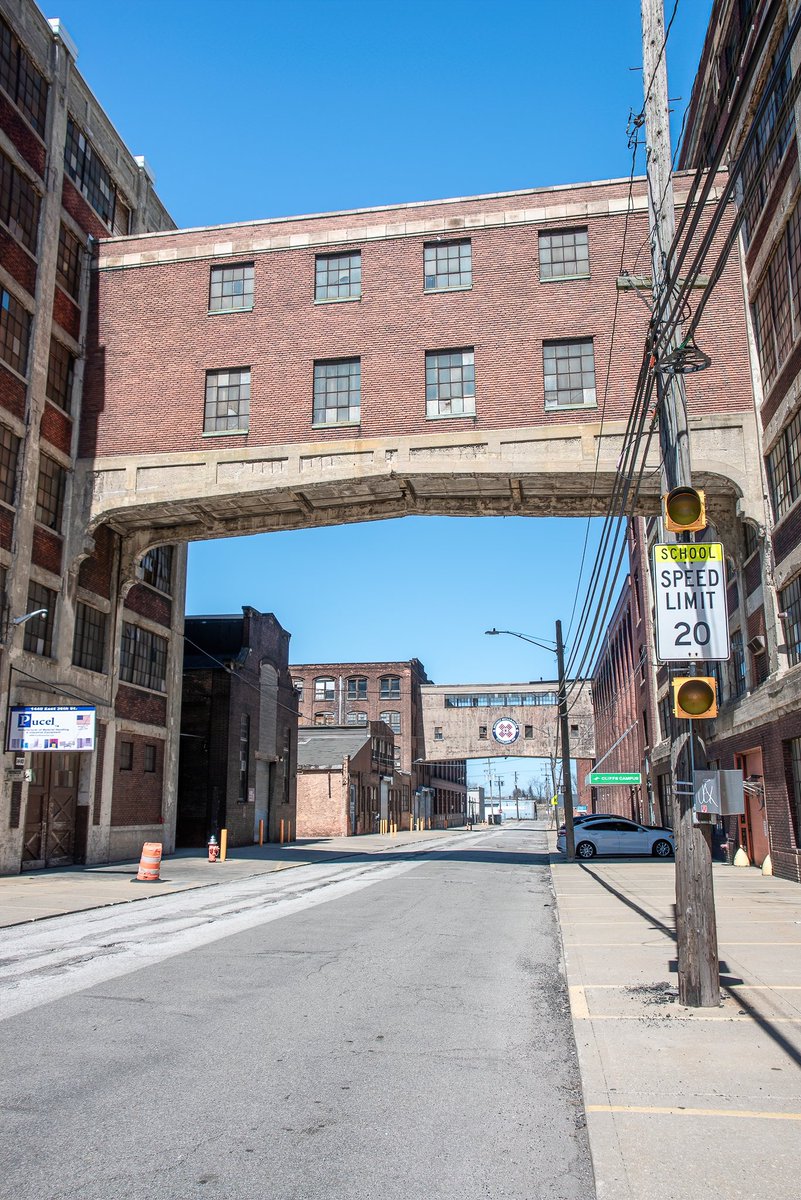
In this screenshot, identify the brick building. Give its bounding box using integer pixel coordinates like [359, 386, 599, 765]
[178, 607, 297, 848]
[0, 0, 177, 873]
[296, 720, 403, 837]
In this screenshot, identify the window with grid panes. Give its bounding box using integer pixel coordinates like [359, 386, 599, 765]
[380, 710, 401, 734]
[730, 629, 747, 695]
[346, 710, 368, 725]
[144, 744, 156, 773]
[379, 675, 400, 699]
[0, 16, 48, 136]
[315, 252, 361, 300]
[35, 454, 66, 531]
[425, 348, 475, 417]
[0, 424, 20, 506]
[120, 623, 168, 691]
[788, 737, 801, 846]
[423, 240, 472, 291]
[23, 582, 55, 656]
[119, 741, 133, 771]
[0, 148, 40, 253]
[56, 224, 82, 299]
[314, 677, 335, 701]
[64, 119, 116, 227]
[752, 200, 801, 390]
[780, 575, 801, 667]
[313, 358, 361, 425]
[538, 229, 590, 280]
[738, 27, 795, 244]
[293, 678, 304, 701]
[72, 602, 106, 673]
[0, 287, 30, 376]
[766, 407, 801, 521]
[204, 368, 250, 433]
[347, 676, 367, 699]
[314, 712, 334, 726]
[139, 545, 173, 593]
[45, 338, 75, 412]
[543, 339, 596, 408]
[209, 263, 254, 312]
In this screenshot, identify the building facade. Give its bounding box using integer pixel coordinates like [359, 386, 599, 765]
[178, 607, 297, 848]
[0, 0, 179, 873]
[296, 720, 403, 837]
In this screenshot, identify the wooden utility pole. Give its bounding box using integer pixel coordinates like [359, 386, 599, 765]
[556, 620, 575, 861]
[641, 0, 719, 1006]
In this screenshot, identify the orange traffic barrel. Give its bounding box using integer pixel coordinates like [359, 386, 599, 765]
[136, 841, 162, 882]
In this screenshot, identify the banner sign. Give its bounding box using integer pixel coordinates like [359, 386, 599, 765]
[7, 706, 96, 752]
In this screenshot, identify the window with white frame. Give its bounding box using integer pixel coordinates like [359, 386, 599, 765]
[313, 358, 361, 425]
[315, 251, 361, 300]
[380, 710, 401, 734]
[209, 263, 254, 312]
[314, 676, 335, 702]
[538, 228, 589, 280]
[425, 348, 475, 418]
[204, 368, 250, 433]
[543, 339, 596, 408]
[346, 710, 368, 725]
[424, 239, 472, 291]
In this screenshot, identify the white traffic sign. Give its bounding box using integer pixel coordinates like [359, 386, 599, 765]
[652, 542, 730, 662]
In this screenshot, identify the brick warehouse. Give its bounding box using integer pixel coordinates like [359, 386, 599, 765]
[0, 0, 775, 875]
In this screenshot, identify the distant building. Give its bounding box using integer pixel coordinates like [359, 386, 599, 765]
[178, 608, 297, 847]
[296, 720, 404, 837]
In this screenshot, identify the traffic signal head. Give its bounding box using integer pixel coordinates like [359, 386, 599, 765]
[672, 676, 717, 719]
[663, 487, 706, 533]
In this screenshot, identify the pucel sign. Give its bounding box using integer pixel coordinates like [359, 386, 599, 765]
[7, 706, 96, 752]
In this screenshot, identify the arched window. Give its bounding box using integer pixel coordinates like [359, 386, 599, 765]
[314, 676, 335, 702]
[380, 710, 401, 734]
[346, 711, 368, 726]
[314, 712, 335, 726]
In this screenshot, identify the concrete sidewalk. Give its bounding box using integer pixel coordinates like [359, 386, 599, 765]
[0, 827, 466, 927]
[550, 839, 801, 1200]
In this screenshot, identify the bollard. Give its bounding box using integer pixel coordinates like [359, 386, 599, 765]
[258, 818, 264, 846]
[208, 834, 219, 863]
[220, 828, 228, 863]
[280, 818, 285, 845]
[134, 841, 162, 882]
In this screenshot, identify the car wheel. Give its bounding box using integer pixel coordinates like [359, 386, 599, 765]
[576, 841, 596, 860]
[652, 838, 673, 858]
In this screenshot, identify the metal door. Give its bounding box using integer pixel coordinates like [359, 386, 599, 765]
[22, 753, 79, 869]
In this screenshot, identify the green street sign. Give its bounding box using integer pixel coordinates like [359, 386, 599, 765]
[589, 772, 642, 786]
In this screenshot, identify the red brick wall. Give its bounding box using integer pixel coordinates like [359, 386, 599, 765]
[82, 178, 752, 459]
[52, 287, 80, 341]
[31, 526, 62, 574]
[0, 229, 36, 294]
[78, 522, 117, 598]
[0, 91, 46, 177]
[115, 684, 167, 727]
[110, 732, 164, 826]
[0, 506, 13, 552]
[40, 402, 73, 455]
[61, 177, 109, 241]
[296, 769, 348, 837]
[124, 583, 172, 628]
[0, 364, 26, 420]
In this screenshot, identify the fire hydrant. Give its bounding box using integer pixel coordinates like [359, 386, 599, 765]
[208, 834, 219, 863]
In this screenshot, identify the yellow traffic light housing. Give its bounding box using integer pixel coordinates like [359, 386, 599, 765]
[663, 487, 707, 533]
[672, 676, 718, 720]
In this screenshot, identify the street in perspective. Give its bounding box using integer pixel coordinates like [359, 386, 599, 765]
[2, 0, 801, 1196]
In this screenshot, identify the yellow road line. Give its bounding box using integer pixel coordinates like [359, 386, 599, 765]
[587, 1104, 801, 1121]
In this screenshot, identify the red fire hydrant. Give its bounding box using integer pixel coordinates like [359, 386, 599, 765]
[208, 834, 219, 863]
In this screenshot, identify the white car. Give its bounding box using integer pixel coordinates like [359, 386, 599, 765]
[556, 816, 675, 860]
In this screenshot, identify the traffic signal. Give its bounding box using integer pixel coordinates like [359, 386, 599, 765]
[663, 487, 707, 533]
[672, 676, 718, 719]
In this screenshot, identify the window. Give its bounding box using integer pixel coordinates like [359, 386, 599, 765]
[347, 676, 368, 699]
[738, 27, 795, 244]
[767, 408, 801, 521]
[788, 737, 801, 846]
[46, 339, 75, 412]
[730, 629, 747, 694]
[539, 228, 590, 280]
[292, 678, 304, 701]
[380, 710, 401, 734]
[379, 675, 400, 699]
[139, 545, 173, 593]
[23, 582, 55, 656]
[0, 424, 20, 506]
[64, 118, 116, 228]
[314, 711, 335, 726]
[425, 348, 475, 418]
[35, 454, 66, 531]
[209, 263, 254, 312]
[346, 710, 368, 725]
[752, 200, 801, 392]
[314, 676, 335, 701]
[780, 575, 801, 667]
[56, 224, 82, 299]
[73, 602, 106, 673]
[394, 746, 402, 767]
[424, 239, 472, 291]
[119, 741, 133, 771]
[313, 358, 361, 426]
[434, 726, 443, 740]
[120, 623, 168, 692]
[204, 368, 250, 433]
[238, 714, 250, 801]
[315, 251, 361, 301]
[0, 148, 40, 253]
[543, 339, 596, 408]
[525, 725, 533, 738]
[0, 287, 31, 376]
[479, 725, 488, 739]
[0, 16, 48, 135]
[144, 744, 157, 774]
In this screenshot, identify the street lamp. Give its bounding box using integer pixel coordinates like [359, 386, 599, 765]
[484, 623, 576, 861]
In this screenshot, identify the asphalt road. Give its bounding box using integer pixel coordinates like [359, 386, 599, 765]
[0, 824, 595, 1200]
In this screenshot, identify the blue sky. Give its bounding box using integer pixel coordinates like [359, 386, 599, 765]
[52, 0, 714, 787]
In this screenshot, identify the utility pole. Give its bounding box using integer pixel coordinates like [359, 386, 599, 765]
[556, 620, 575, 860]
[514, 770, 520, 821]
[641, 0, 718, 1007]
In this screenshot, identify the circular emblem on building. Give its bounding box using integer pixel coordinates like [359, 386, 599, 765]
[492, 717, 520, 746]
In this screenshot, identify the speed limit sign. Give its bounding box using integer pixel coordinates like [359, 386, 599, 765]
[652, 542, 730, 662]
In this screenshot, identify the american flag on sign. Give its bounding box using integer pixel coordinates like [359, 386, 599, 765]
[76, 712, 92, 726]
